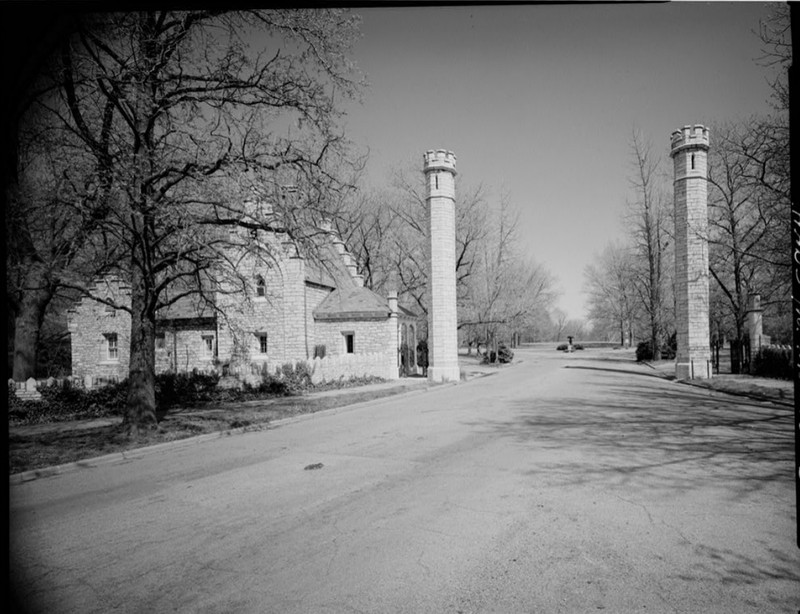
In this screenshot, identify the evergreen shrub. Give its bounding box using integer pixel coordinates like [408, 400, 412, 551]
[636, 334, 677, 362]
[751, 346, 793, 380]
[156, 371, 220, 409]
[9, 378, 129, 424]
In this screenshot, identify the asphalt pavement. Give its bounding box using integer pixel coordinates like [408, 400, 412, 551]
[9, 346, 799, 613]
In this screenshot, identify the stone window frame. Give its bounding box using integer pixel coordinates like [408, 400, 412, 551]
[255, 332, 268, 355]
[104, 333, 119, 362]
[202, 334, 215, 357]
[342, 331, 355, 354]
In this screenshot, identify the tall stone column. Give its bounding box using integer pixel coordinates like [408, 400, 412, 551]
[424, 149, 461, 383]
[747, 293, 764, 353]
[671, 125, 711, 379]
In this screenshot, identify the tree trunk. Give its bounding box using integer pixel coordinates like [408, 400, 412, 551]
[651, 330, 661, 361]
[12, 264, 54, 380]
[124, 266, 158, 437]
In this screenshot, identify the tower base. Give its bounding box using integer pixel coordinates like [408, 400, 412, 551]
[427, 365, 461, 384]
[675, 360, 712, 380]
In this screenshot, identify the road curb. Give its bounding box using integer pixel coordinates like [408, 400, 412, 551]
[617, 360, 792, 408]
[674, 378, 794, 408]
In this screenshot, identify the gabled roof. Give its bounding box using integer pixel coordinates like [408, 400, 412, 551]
[313, 285, 391, 321]
[157, 292, 216, 322]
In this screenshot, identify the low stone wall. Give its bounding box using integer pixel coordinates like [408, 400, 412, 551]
[231, 352, 398, 387]
[9, 374, 122, 402]
[308, 352, 398, 385]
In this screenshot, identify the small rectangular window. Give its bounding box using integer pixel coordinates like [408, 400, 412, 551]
[343, 332, 355, 354]
[155, 333, 166, 350]
[105, 333, 119, 361]
[257, 333, 268, 355]
[202, 335, 214, 357]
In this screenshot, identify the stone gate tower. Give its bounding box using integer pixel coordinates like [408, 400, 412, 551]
[671, 125, 711, 379]
[424, 149, 461, 383]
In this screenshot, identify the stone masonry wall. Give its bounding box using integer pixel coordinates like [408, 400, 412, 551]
[68, 278, 132, 381]
[157, 327, 218, 374]
[314, 318, 396, 359]
[305, 284, 333, 356]
[424, 149, 460, 382]
[215, 237, 289, 366]
[672, 125, 711, 379]
[282, 253, 309, 360]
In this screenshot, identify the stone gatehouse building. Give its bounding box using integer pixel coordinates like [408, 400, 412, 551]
[68, 217, 419, 384]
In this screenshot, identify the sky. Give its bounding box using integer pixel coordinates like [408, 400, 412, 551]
[339, 1, 782, 320]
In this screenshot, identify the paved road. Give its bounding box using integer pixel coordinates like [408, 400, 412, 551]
[10, 347, 799, 613]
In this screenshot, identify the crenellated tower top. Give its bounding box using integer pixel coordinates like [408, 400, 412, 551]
[670, 124, 710, 157]
[423, 149, 457, 175]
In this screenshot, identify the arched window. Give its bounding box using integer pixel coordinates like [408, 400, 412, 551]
[256, 275, 266, 298]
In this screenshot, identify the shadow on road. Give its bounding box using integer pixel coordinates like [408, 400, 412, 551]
[564, 364, 670, 379]
[671, 540, 799, 607]
[467, 377, 794, 497]
[463, 369, 797, 592]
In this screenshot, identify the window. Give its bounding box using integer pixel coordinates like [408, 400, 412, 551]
[202, 335, 214, 357]
[257, 333, 268, 355]
[255, 275, 266, 298]
[690, 153, 695, 170]
[105, 333, 119, 361]
[343, 332, 355, 354]
[155, 333, 166, 350]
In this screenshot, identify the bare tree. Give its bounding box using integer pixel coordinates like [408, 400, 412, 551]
[456, 190, 558, 359]
[6, 101, 121, 380]
[4, 7, 123, 380]
[707, 120, 791, 355]
[584, 242, 641, 346]
[757, 3, 791, 113]
[550, 308, 569, 343]
[21, 10, 365, 435]
[626, 129, 672, 359]
[336, 188, 401, 294]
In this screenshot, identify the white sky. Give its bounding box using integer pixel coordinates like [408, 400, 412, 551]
[341, 2, 781, 320]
